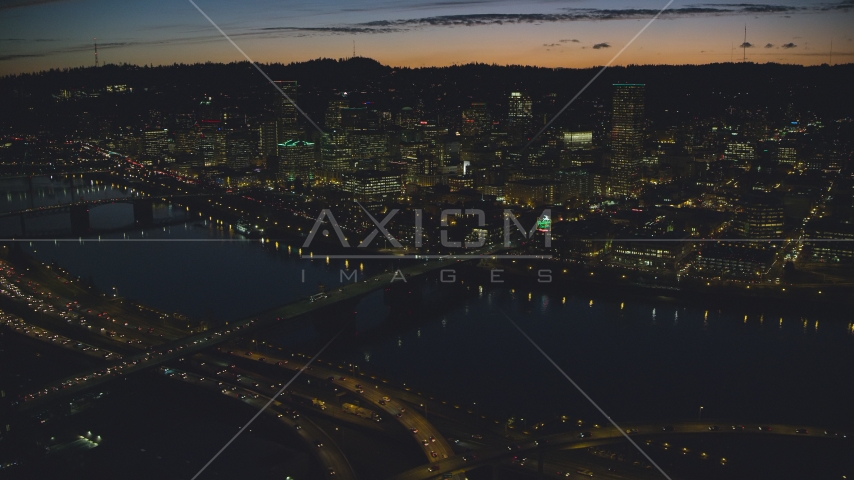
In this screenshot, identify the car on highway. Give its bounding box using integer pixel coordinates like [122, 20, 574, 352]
[430, 451, 438, 458]
[428, 466, 439, 472]
[410, 428, 419, 434]
[795, 428, 808, 434]
[576, 468, 595, 477]
[662, 425, 674, 431]
[471, 434, 483, 439]
[626, 428, 639, 434]
[327, 467, 336, 475]
[396, 412, 403, 418]
[758, 426, 772, 432]
[422, 439, 429, 446]
[708, 426, 720, 431]
[731, 425, 745, 431]
[578, 431, 592, 438]
[294, 424, 302, 430]
[315, 440, 323, 448]
[379, 400, 386, 405]
[429, 435, 435, 443]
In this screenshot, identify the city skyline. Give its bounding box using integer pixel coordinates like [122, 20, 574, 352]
[2, 1, 854, 474]
[1, 0, 853, 76]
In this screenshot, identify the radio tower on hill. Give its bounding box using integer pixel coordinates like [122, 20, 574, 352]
[94, 38, 99, 67]
[743, 25, 747, 63]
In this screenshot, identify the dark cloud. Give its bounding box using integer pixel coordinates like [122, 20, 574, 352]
[0, 53, 46, 60]
[740, 42, 754, 48]
[765, 43, 774, 48]
[543, 43, 559, 47]
[700, 3, 797, 12]
[0, 0, 69, 11]
[782, 42, 797, 48]
[559, 39, 581, 43]
[260, 26, 399, 34]
[320, 4, 832, 34]
[815, 0, 854, 10]
[593, 43, 611, 49]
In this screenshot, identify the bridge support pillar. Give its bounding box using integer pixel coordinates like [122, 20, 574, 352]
[70, 204, 90, 236]
[133, 198, 154, 228]
[19, 215, 26, 237]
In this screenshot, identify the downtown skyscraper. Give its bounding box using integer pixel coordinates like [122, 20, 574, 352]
[507, 92, 532, 141]
[610, 84, 645, 197]
[274, 80, 300, 144]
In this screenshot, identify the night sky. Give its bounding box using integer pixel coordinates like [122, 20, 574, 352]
[1, 0, 852, 75]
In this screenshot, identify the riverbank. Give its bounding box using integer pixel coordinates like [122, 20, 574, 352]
[477, 258, 854, 317]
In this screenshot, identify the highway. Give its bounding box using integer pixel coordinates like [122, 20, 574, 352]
[190, 355, 390, 434]
[160, 367, 357, 480]
[15, 255, 476, 409]
[226, 349, 456, 466]
[389, 421, 850, 480]
[0, 311, 121, 361]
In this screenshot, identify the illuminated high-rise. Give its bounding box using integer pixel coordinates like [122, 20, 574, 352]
[461, 102, 491, 137]
[325, 98, 349, 130]
[610, 84, 645, 197]
[274, 80, 300, 141]
[507, 92, 532, 136]
[278, 139, 315, 181]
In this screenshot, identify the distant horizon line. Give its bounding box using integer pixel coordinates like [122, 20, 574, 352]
[3, 57, 852, 79]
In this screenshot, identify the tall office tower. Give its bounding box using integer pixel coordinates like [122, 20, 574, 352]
[461, 103, 492, 137]
[143, 129, 168, 157]
[325, 98, 349, 129]
[348, 131, 387, 162]
[226, 132, 255, 170]
[174, 129, 198, 154]
[507, 92, 533, 139]
[258, 120, 279, 157]
[609, 84, 645, 197]
[274, 81, 300, 141]
[321, 130, 353, 172]
[198, 123, 226, 167]
[278, 139, 315, 181]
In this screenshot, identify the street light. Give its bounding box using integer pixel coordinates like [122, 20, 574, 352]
[699, 406, 704, 421]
